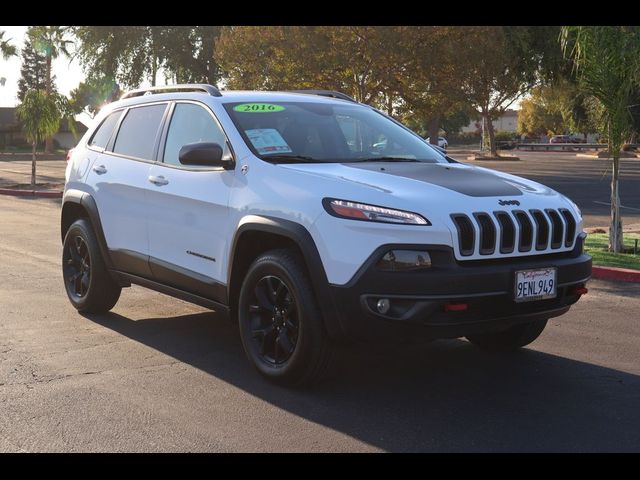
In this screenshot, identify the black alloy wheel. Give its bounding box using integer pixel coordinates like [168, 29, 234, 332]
[64, 235, 91, 298]
[248, 275, 299, 365]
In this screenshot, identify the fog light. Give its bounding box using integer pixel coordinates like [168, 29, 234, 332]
[377, 298, 391, 315]
[376, 250, 431, 271]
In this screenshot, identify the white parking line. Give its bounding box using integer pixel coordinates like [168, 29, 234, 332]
[593, 200, 640, 212]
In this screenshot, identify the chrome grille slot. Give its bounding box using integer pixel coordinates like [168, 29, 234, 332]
[559, 208, 576, 247]
[494, 211, 516, 254]
[513, 210, 533, 252]
[473, 212, 496, 255]
[545, 209, 564, 249]
[530, 209, 550, 251]
[451, 214, 475, 256]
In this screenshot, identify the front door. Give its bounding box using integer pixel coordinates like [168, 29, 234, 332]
[145, 102, 235, 303]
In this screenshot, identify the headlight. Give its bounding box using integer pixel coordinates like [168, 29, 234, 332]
[323, 198, 430, 225]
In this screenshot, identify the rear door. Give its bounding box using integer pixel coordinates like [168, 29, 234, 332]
[87, 102, 168, 277]
[146, 101, 235, 303]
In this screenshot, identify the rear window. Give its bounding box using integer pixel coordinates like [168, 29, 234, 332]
[88, 110, 122, 149]
[113, 104, 167, 160]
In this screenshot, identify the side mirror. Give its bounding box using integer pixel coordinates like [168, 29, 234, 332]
[179, 142, 228, 167]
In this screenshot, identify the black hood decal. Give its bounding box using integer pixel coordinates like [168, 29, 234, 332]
[343, 163, 523, 197]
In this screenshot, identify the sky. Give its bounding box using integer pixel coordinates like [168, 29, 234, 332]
[0, 26, 86, 108]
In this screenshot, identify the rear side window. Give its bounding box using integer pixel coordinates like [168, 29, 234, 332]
[88, 111, 122, 149]
[113, 104, 167, 160]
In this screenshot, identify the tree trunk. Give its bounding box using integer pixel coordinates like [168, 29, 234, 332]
[151, 56, 157, 87]
[609, 154, 624, 253]
[484, 112, 497, 157]
[31, 140, 37, 188]
[427, 116, 440, 145]
[44, 54, 54, 154]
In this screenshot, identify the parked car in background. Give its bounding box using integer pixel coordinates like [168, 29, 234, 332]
[549, 135, 587, 144]
[426, 137, 448, 149]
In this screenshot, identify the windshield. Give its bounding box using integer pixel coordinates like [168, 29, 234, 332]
[223, 101, 445, 164]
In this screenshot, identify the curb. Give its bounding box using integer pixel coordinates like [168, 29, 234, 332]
[0, 187, 63, 199]
[592, 265, 640, 283]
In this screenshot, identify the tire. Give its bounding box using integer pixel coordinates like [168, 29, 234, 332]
[62, 218, 121, 313]
[466, 318, 548, 351]
[238, 249, 334, 386]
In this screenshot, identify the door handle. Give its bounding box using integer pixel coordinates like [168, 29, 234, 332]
[148, 175, 169, 186]
[92, 164, 107, 175]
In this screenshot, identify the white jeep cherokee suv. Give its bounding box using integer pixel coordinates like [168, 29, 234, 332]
[61, 85, 591, 386]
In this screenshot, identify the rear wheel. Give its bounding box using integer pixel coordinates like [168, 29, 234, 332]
[466, 319, 548, 351]
[238, 249, 333, 386]
[62, 218, 121, 313]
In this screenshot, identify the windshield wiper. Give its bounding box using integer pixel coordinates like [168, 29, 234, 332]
[350, 156, 421, 163]
[262, 154, 317, 164]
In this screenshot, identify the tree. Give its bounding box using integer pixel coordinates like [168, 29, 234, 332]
[15, 90, 60, 187]
[215, 26, 399, 104]
[69, 78, 121, 118]
[561, 26, 640, 253]
[461, 26, 562, 156]
[17, 37, 50, 101]
[27, 26, 73, 152]
[215, 25, 471, 132]
[0, 30, 17, 60]
[517, 86, 567, 137]
[72, 26, 223, 89]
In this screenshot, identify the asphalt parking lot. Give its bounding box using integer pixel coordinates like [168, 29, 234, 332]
[1, 193, 639, 452]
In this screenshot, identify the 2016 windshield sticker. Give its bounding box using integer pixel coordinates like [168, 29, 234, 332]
[245, 129, 293, 155]
[234, 103, 285, 113]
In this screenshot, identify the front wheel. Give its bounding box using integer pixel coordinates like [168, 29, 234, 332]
[238, 249, 333, 386]
[466, 319, 548, 351]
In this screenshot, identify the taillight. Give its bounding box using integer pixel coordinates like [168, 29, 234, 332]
[66, 148, 75, 162]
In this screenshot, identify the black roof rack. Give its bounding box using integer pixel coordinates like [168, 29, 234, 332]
[121, 84, 222, 100]
[287, 89, 357, 103]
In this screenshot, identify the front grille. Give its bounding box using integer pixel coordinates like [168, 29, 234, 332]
[451, 208, 577, 258]
[451, 214, 475, 256]
[559, 208, 576, 247]
[513, 210, 534, 252]
[530, 209, 550, 250]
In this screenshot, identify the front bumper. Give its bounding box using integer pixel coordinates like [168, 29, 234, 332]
[328, 234, 591, 341]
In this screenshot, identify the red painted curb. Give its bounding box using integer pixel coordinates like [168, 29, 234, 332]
[0, 188, 63, 198]
[592, 265, 640, 283]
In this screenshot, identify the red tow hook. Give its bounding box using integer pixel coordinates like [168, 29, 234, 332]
[444, 303, 468, 312]
[573, 286, 589, 296]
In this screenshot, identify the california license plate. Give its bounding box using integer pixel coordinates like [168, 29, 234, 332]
[514, 268, 557, 302]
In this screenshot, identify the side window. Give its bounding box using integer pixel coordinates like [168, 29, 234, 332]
[163, 103, 231, 168]
[113, 104, 167, 160]
[88, 111, 122, 149]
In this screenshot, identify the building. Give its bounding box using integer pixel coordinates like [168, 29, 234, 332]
[0, 106, 87, 151]
[461, 109, 519, 134]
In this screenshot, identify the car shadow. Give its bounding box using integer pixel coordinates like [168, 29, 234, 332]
[83, 310, 640, 452]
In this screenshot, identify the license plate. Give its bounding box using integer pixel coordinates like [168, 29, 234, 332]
[514, 268, 557, 302]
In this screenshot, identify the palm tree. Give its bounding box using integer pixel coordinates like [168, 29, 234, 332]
[561, 26, 640, 253]
[0, 30, 17, 59]
[27, 26, 73, 152]
[15, 90, 60, 187]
